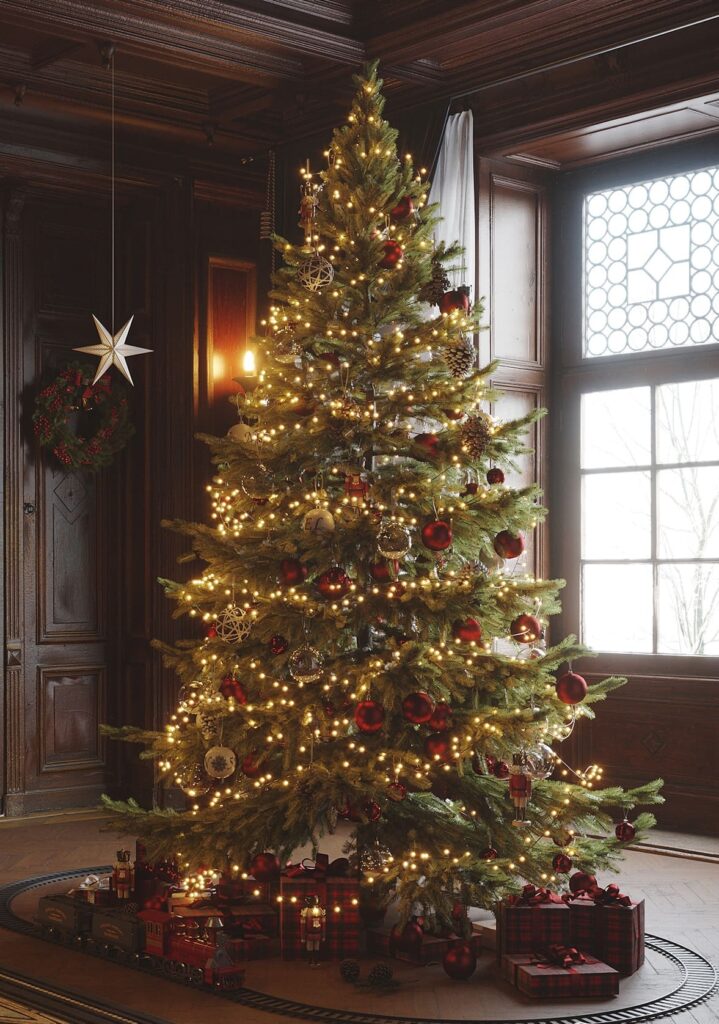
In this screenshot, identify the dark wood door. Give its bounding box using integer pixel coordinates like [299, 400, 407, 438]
[4, 195, 114, 814]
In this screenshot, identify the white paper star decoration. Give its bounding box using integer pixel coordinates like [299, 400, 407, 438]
[74, 314, 152, 386]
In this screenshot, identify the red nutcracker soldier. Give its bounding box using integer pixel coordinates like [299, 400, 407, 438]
[300, 894, 327, 967]
[509, 753, 533, 827]
[112, 849, 134, 900]
[344, 472, 369, 501]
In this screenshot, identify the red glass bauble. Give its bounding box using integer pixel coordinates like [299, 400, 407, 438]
[552, 853, 573, 873]
[493, 530, 525, 559]
[615, 819, 637, 843]
[421, 519, 453, 551]
[269, 634, 289, 655]
[510, 613, 542, 644]
[400, 920, 424, 951]
[569, 871, 597, 894]
[484, 753, 496, 772]
[424, 731, 452, 762]
[316, 566, 352, 599]
[249, 851, 280, 881]
[379, 239, 403, 268]
[481, 846, 498, 860]
[402, 691, 435, 724]
[414, 432, 440, 456]
[443, 941, 477, 980]
[445, 407, 464, 421]
[556, 671, 588, 705]
[390, 196, 414, 221]
[369, 560, 392, 581]
[452, 618, 482, 643]
[388, 780, 407, 801]
[428, 701, 452, 731]
[280, 558, 308, 585]
[206, 624, 218, 639]
[492, 759, 510, 779]
[471, 752, 485, 774]
[241, 752, 262, 778]
[354, 699, 385, 734]
[439, 289, 471, 316]
[364, 800, 382, 822]
[552, 828, 573, 847]
[219, 674, 247, 704]
[487, 467, 505, 485]
[461, 481, 479, 496]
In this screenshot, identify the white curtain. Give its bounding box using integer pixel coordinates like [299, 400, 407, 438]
[428, 110, 475, 296]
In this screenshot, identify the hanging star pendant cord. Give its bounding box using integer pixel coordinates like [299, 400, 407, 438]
[74, 314, 152, 386]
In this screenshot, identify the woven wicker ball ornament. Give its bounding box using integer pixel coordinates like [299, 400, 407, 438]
[288, 643, 324, 683]
[298, 253, 334, 292]
[214, 604, 252, 644]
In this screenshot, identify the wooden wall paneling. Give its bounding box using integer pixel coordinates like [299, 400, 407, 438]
[39, 665, 105, 772]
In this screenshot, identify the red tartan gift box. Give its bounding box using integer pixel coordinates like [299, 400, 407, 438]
[496, 885, 572, 959]
[567, 885, 645, 976]
[502, 949, 619, 999]
[226, 933, 281, 960]
[280, 861, 360, 961]
[366, 926, 453, 965]
[226, 902, 278, 937]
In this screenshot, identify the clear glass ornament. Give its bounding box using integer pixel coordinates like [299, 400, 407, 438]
[524, 742, 557, 780]
[377, 522, 412, 559]
[214, 604, 252, 644]
[178, 763, 211, 797]
[288, 644, 323, 683]
[204, 745, 237, 779]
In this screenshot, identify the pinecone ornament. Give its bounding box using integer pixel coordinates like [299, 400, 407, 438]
[460, 413, 493, 459]
[444, 337, 475, 378]
[419, 256, 451, 306]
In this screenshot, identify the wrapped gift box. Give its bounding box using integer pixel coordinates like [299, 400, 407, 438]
[502, 951, 619, 998]
[496, 886, 572, 958]
[226, 902, 278, 937]
[366, 926, 453, 965]
[226, 933, 281, 960]
[567, 887, 645, 976]
[280, 866, 360, 960]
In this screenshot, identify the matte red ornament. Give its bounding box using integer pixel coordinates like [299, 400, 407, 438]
[402, 691, 435, 724]
[443, 941, 477, 980]
[387, 780, 407, 801]
[354, 699, 385, 734]
[280, 558, 308, 585]
[452, 618, 482, 643]
[269, 634, 289, 655]
[249, 852, 280, 881]
[494, 530, 525, 559]
[370, 560, 397, 581]
[439, 289, 471, 316]
[552, 853, 573, 873]
[461, 481, 479, 496]
[364, 800, 382, 822]
[401, 920, 424, 950]
[487, 467, 505, 485]
[481, 846, 498, 860]
[510, 613, 542, 644]
[615, 819, 637, 843]
[424, 731, 452, 762]
[428, 701, 453, 731]
[445, 407, 464, 421]
[316, 566, 352, 598]
[240, 752, 262, 778]
[556, 671, 588, 705]
[492, 759, 510, 779]
[389, 196, 414, 221]
[379, 239, 403, 268]
[414, 432, 440, 456]
[421, 519, 453, 551]
[569, 871, 597, 894]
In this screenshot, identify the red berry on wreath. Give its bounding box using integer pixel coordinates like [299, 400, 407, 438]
[269, 634, 289, 655]
[249, 851, 280, 881]
[552, 853, 573, 873]
[443, 941, 477, 980]
[354, 699, 385, 734]
[494, 530, 525, 559]
[439, 288, 471, 315]
[510, 613, 542, 644]
[280, 558, 307, 585]
[414, 432, 440, 456]
[428, 701, 452, 731]
[424, 731, 452, 762]
[316, 566, 352, 598]
[481, 846, 498, 860]
[379, 239, 403, 268]
[389, 196, 414, 221]
[556, 671, 588, 705]
[402, 691, 435, 724]
[569, 871, 597, 894]
[421, 519, 453, 551]
[615, 819, 636, 843]
[487, 467, 505, 485]
[452, 618, 482, 643]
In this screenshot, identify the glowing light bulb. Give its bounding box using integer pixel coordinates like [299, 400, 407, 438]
[242, 348, 257, 376]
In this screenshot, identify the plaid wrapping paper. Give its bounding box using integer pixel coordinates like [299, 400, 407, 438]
[502, 952, 619, 998]
[496, 897, 572, 959]
[227, 903, 279, 937]
[280, 874, 360, 960]
[226, 934, 281, 960]
[366, 926, 453, 965]
[567, 896, 645, 975]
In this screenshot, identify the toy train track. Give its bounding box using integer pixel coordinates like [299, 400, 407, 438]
[0, 868, 716, 1024]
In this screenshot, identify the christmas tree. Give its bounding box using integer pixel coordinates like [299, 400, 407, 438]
[104, 63, 662, 930]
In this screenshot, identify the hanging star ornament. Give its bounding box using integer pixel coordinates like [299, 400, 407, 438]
[74, 314, 152, 386]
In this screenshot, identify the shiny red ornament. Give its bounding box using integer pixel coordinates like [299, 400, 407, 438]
[493, 759, 510, 779]
[615, 819, 637, 843]
[414, 432, 440, 456]
[552, 853, 573, 873]
[363, 800, 382, 822]
[249, 852, 281, 881]
[439, 289, 471, 316]
[461, 481, 479, 496]
[510, 613, 542, 644]
[280, 558, 308, 585]
[219, 674, 247, 704]
[389, 196, 414, 221]
[471, 752, 485, 774]
[354, 699, 385, 734]
[402, 691, 435, 724]
[428, 701, 452, 731]
[421, 519, 453, 551]
[269, 634, 289, 655]
[487, 467, 505, 485]
[452, 618, 482, 643]
[443, 941, 477, 980]
[379, 239, 403, 268]
[424, 731, 452, 762]
[316, 566, 352, 598]
[370, 560, 398, 581]
[206, 623, 218, 639]
[481, 846, 498, 860]
[387, 780, 407, 801]
[445, 407, 464, 421]
[494, 530, 525, 559]
[241, 752, 262, 778]
[569, 871, 597, 894]
[556, 671, 588, 705]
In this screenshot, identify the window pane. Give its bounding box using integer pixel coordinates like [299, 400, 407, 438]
[658, 562, 719, 655]
[581, 388, 651, 468]
[582, 563, 653, 653]
[657, 467, 719, 559]
[656, 379, 719, 464]
[583, 165, 719, 358]
[582, 471, 652, 559]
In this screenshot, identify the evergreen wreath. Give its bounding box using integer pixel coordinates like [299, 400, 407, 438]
[33, 362, 134, 471]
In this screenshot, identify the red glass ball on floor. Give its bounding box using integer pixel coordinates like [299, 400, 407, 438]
[421, 519, 453, 551]
[249, 852, 280, 881]
[452, 618, 482, 643]
[443, 941, 477, 980]
[556, 670, 588, 704]
[510, 613, 542, 644]
[552, 853, 573, 873]
[615, 819, 637, 843]
[424, 731, 452, 761]
[402, 691, 435, 724]
[279, 558, 307, 585]
[494, 530, 525, 559]
[380, 239, 403, 268]
[269, 634, 289, 655]
[487, 467, 505, 485]
[390, 196, 414, 221]
[439, 289, 471, 315]
[354, 699, 385, 734]
[316, 566, 351, 598]
[428, 701, 453, 731]
[569, 870, 597, 894]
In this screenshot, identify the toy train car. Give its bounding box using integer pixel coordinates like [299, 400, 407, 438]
[35, 894, 245, 991]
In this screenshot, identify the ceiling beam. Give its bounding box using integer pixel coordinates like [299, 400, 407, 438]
[30, 38, 83, 71]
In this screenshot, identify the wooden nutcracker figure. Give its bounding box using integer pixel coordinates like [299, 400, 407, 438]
[300, 893, 326, 967]
[344, 471, 369, 501]
[112, 849, 134, 900]
[509, 752, 532, 827]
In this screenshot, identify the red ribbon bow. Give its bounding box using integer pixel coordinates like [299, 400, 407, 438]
[593, 883, 632, 907]
[509, 884, 561, 906]
[534, 945, 586, 970]
[284, 853, 329, 879]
